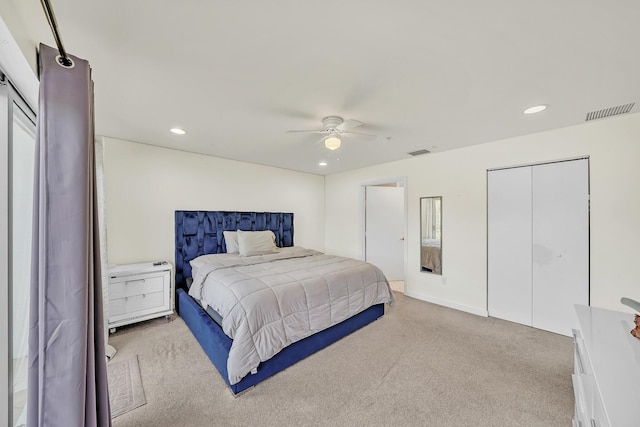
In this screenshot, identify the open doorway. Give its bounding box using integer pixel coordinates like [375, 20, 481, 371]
[361, 177, 407, 292]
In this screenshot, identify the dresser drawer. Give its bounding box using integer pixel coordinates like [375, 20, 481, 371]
[572, 374, 588, 426]
[110, 274, 165, 299]
[572, 328, 610, 427]
[107, 262, 174, 331]
[572, 329, 592, 376]
[592, 394, 609, 427]
[110, 291, 166, 319]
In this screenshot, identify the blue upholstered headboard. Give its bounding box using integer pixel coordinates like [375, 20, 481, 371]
[174, 211, 294, 289]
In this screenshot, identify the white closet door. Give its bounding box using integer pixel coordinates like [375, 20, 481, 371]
[488, 167, 533, 326]
[532, 159, 589, 335]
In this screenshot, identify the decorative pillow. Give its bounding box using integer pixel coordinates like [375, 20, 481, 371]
[237, 230, 277, 256]
[223, 231, 240, 253]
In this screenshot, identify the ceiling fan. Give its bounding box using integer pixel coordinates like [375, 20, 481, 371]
[286, 116, 376, 150]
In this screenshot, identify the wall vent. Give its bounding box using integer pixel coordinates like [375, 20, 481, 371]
[408, 149, 431, 156]
[585, 103, 635, 121]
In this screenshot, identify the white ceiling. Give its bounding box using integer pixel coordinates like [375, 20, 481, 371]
[8, 0, 640, 175]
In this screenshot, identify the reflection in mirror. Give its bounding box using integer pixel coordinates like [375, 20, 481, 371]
[420, 197, 442, 274]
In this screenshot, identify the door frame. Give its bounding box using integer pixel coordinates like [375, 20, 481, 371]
[360, 176, 408, 286]
[1, 73, 37, 427]
[1, 20, 39, 427]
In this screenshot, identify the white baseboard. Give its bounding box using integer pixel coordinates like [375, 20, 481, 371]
[403, 291, 489, 317]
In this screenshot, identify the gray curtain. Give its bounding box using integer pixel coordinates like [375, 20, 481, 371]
[27, 44, 111, 427]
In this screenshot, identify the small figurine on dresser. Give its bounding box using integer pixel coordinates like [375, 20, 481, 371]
[633, 314, 640, 338]
[621, 297, 640, 339]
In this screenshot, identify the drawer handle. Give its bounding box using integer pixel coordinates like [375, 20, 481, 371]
[575, 344, 586, 374]
[127, 279, 146, 284]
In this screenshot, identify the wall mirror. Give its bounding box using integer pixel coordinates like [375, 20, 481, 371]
[420, 197, 442, 274]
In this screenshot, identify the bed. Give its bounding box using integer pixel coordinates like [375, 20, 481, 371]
[175, 210, 394, 394]
[421, 238, 441, 273]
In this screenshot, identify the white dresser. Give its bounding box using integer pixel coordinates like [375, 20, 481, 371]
[108, 261, 173, 332]
[573, 305, 640, 427]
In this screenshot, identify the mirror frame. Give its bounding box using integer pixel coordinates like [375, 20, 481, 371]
[419, 196, 442, 275]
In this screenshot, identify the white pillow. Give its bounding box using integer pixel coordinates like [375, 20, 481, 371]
[237, 230, 277, 256]
[223, 231, 239, 253]
[189, 253, 222, 269]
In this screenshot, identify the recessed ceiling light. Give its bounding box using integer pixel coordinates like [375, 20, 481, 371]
[523, 105, 548, 115]
[170, 128, 186, 135]
[319, 162, 328, 166]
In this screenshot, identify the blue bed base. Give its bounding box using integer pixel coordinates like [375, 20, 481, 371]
[174, 210, 385, 394]
[177, 289, 384, 394]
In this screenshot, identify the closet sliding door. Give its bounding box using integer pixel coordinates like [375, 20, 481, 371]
[532, 160, 589, 334]
[488, 158, 589, 336]
[487, 167, 532, 327]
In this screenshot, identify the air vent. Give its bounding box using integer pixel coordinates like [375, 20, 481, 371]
[408, 149, 431, 156]
[585, 103, 635, 121]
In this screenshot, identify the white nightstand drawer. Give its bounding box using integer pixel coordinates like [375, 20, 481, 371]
[107, 261, 174, 331]
[110, 291, 165, 319]
[110, 275, 165, 299]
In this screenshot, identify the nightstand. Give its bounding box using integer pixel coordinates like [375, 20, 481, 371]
[107, 261, 173, 333]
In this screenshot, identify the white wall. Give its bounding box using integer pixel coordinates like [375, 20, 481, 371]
[102, 137, 325, 266]
[0, 8, 37, 74]
[0, 16, 38, 110]
[326, 112, 640, 314]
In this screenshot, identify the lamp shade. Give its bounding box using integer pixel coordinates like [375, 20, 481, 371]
[325, 136, 341, 150]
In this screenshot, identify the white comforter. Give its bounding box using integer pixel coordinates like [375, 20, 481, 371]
[188, 247, 394, 385]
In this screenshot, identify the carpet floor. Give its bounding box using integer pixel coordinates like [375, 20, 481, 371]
[108, 292, 574, 426]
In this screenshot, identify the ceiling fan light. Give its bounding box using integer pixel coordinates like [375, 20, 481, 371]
[325, 137, 341, 150]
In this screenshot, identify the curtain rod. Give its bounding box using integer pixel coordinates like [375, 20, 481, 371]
[39, 0, 73, 67]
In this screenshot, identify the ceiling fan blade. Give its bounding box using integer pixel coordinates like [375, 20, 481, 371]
[336, 119, 362, 131]
[285, 130, 327, 134]
[343, 131, 377, 138]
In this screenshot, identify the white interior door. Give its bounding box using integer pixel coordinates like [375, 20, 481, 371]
[365, 186, 404, 281]
[488, 167, 533, 326]
[532, 159, 589, 335]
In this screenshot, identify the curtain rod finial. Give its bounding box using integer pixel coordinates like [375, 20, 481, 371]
[56, 55, 74, 68]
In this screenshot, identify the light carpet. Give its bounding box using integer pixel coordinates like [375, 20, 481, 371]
[107, 355, 146, 418]
[108, 292, 574, 426]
